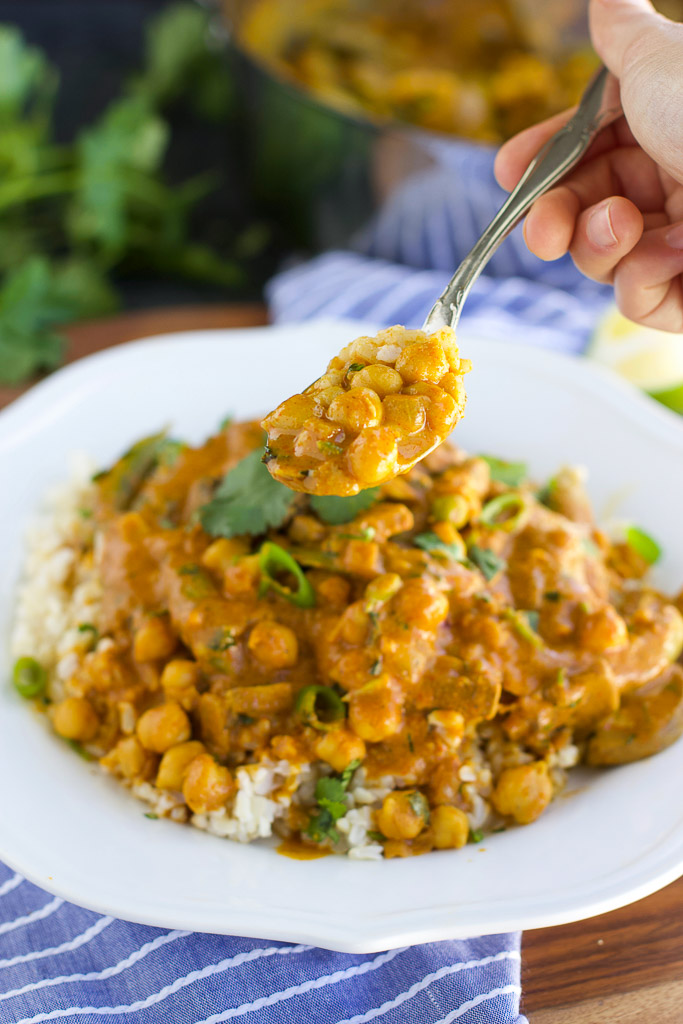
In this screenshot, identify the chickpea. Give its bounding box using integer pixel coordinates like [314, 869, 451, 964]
[182, 753, 234, 814]
[328, 388, 382, 433]
[201, 537, 250, 574]
[136, 702, 191, 753]
[431, 493, 469, 528]
[430, 805, 470, 849]
[102, 736, 150, 780]
[157, 740, 205, 791]
[266, 393, 317, 432]
[438, 372, 467, 406]
[347, 427, 398, 485]
[391, 578, 450, 632]
[223, 555, 261, 598]
[314, 574, 351, 608]
[247, 620, 299, 670]
[491, 761, 552, 825]
[288, 514, 326, 545]
[579, 605, 628, 653]
[395, 338, 449, 384]
[53, 696, 99, 742]
[161, 659, 202, 710]
[377, 790, 429, 840]
[381, 394, 427, 435]
[133, 617, 177, 663]
[314, 728, 366, 773]
[425, 390, 458, 435]
[350, 364, 403, 396]
[348, 675, 403, 742]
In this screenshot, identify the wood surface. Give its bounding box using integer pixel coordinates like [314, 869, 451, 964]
[2, 303, 681, 1023]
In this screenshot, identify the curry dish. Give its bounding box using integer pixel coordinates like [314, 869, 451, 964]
[236, 0, 599, 142]
[11, 331, 683, 858]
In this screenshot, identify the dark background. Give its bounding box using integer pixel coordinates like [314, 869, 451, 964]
[0, 0, 273, 308]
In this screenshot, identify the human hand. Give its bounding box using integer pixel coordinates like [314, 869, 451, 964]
[495, 0, 683, 331]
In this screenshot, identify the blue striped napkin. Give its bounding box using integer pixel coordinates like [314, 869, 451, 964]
[0, 142, 611, 1024]
[0, 861, 524, 1022]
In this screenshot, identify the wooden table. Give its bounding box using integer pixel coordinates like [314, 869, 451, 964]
[3, 304, 682, 1023]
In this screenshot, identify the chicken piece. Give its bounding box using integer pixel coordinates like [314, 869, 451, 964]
[587, 665, 683, 765]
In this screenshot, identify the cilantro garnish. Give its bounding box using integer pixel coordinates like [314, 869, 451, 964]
[469, 829, 484, 843]
[199, 449, 297, 538]
[310, 488, 380, 525]
[468, 545, 506, 581]
[414, 532, 466, 562]
[480, 455, 527, 487]
[304, 761, 360, 844]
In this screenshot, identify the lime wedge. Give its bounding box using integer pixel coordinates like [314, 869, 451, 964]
[588, 305, 683, 413]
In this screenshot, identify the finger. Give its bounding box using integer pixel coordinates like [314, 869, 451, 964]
[569, 196, 644, 283]
[590, 0, 683, 184]
[590, 0, 671, 76]
[495, 111, 638, 193]
[523, 187, 581, 261]
[613, 221, 683, 331]
[495, 111, 575, 191]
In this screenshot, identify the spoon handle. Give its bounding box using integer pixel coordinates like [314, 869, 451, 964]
[424, 66, 622, 332]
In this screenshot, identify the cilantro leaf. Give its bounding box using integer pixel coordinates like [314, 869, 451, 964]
[310, 488, 380, 525]
[480, 455, 527, 487]
[468, 545, 506, 581]
[199, 449, 297, 538]
[134, 3, 234, 120]
[303, 766, 360, 845]
[414, 531, 466, 562]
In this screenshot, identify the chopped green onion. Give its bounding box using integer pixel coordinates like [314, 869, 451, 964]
[468, 545, 506, 581]
[407, 791, 430, 824]
[13, 657, 47, 699]
[295, 685, 346, 730]
[480, 455, 527, 487]
[479, 493, 527, 531]
[414, 531, 466, 562]
[347, 363, 365, 373]
[258, 542, 316, 607]
[504, 609, 543, 648]
[430, 494, 469, 527]
[625, 525, 662, 565]
[317, 440, 343, 456]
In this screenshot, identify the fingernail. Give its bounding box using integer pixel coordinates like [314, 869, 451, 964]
[665, 223, 683, 250]
[587, 201, 618, 248]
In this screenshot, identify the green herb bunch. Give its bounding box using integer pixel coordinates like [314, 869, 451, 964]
[0, 4, 258, 385]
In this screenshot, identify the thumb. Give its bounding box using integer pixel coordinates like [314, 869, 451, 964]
[589, 0, 683, 182]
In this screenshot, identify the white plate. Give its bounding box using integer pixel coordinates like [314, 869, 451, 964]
[1, 319, 683, 953]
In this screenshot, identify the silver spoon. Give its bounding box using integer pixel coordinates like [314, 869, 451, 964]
[424, 66, 622, 332]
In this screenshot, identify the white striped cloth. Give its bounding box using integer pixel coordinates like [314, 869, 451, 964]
[268, 140, 611, 351]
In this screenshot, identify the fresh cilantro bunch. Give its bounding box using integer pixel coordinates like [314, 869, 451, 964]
[0, 4, 256, 385]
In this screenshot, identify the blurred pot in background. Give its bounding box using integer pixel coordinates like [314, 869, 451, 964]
[218, 0, 681, 256]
